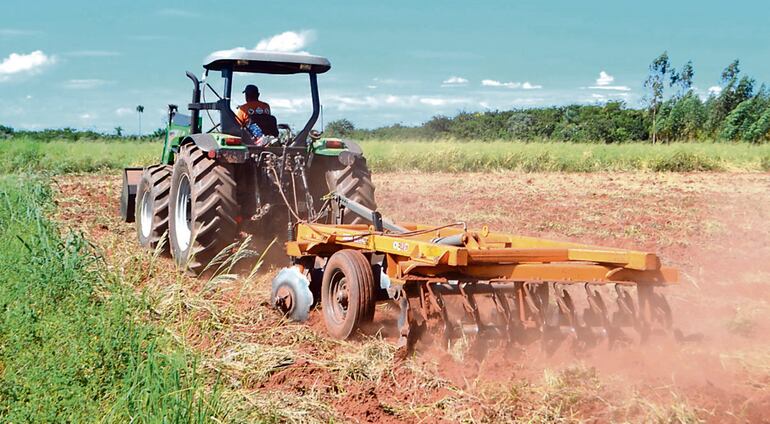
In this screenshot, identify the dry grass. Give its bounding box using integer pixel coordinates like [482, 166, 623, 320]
[46, 171, 770, 423]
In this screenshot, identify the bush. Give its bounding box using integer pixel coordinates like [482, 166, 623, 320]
[0, 177, 223, 421]
[650, 150, 720, 172]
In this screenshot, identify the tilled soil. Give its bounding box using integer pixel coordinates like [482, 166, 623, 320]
[53, 171, 770, 423]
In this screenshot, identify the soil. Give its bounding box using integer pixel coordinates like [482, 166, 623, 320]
[53, 171, 770, 423]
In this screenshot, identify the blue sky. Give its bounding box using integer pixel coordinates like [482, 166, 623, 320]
[1, 0, 769, 133]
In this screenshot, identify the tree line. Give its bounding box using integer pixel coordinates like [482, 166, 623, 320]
[4, 54, 769, 144]
[327, 54, 770, 144]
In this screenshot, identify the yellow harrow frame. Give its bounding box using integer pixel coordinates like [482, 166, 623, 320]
[274, 194, 678, 353]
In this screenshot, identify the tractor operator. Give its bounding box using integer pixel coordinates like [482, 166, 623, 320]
[236, 84, 271, 125]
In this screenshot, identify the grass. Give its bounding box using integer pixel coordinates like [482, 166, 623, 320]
[0, 137, 161, 174]
[0, 176, 224, 422]
[2, 137, 770, 174]
[362, 140, 770, 173]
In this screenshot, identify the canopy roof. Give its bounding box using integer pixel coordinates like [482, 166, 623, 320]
[203, 50, 331, 74]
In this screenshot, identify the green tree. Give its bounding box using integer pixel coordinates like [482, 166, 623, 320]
[644, 52, 671, 143]
[114, 126, 123, 137]
[660, 91, 706, 141]
[325, 119, 355, 137]
[150, 127, 166, 139]
[708, 60, 755, 134]
[136, 105, 144, 136]
[0, 125, 14, 139]
[670, 60, 694, 98]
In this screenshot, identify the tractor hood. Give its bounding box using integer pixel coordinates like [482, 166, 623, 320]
[203, 50, 331, 74]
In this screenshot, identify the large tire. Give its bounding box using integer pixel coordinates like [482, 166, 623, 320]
[321, 249, 375, 339]
[315, 154, 377, 225]
[168, 143, 238, 275]
[135, 165, 172, 251]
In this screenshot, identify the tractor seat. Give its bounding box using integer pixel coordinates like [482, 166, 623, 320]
[248, 113, 279, 137]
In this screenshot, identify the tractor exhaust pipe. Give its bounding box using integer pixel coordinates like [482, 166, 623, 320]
[185, 71, 201, 134]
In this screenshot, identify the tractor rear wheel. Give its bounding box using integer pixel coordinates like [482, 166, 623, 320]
[321, 249, 375, 339]
[135, 165, 172, 251]
[313, 153, 377, 225]
[168, 143, 238, 275]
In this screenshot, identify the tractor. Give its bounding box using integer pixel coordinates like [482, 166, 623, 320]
[120, 50, 375, 275]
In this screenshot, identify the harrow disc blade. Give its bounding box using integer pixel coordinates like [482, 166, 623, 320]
[271, 266, 314, 322]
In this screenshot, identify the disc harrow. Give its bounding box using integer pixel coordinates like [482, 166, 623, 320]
[273, 194, 678, 355]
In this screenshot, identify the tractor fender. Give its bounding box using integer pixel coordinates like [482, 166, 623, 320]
[337, 139, 363, 166]
[182, 133, 220, 152]
[341, 139, 363, 155]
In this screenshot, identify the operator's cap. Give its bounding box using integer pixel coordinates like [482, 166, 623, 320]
[243, 84, 260, 95]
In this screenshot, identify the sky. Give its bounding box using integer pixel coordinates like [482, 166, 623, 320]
[1, 0, 769, 133]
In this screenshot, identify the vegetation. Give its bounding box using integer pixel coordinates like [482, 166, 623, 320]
[0, 177, 223, 421]
[362, 140, 770, 173]
[1, 138, 768, 174]
[0, 138, 161, 174]
[322, 56, 770, 144]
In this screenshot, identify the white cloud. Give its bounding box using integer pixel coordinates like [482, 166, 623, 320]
[255, 30, 315, 53]
[63, 79, 111, 89]
[319, 94, 471, 111]
[366, 85, 377, 89]
[79, 113, 93, 120]
[419, 97, 460, 106]
[0, 50, 55, 81]
[442, 76, 468, 86]
[588, 85, 631, 91]
[482, 79, 520, 88]
[596, 71, 614, 86]
[588, 70, 629, 91]
[270, 97, 310, 112]
[482, 79, 541, 89]
[212, 30, 316, 58]
[708, 86, 722, 95]
[115, 107, 134, 117]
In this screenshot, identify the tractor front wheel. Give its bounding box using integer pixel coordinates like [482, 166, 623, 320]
[135, 165, 172, 251]
[168, 143, 238, 275]
[321, 250, 375, 339]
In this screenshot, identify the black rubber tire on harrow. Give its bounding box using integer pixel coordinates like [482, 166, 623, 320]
[168, 143, 239, 275]
[321, 249, 376, 339]
[313, 153, 377, 225]
[135, 165, 172, 252]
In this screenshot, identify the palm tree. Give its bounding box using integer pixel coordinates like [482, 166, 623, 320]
[136, 105, 144, 136]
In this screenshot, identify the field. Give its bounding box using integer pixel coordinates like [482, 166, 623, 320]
[3, 138, 770, 174]
[2, 139, 770, 422]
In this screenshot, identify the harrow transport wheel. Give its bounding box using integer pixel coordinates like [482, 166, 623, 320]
[135, 165, 172, 251]
[321, 250, 375, 339]
[169, 143, 238, 275]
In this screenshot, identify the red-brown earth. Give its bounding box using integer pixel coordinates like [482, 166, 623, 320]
[53, 172, 770, 423]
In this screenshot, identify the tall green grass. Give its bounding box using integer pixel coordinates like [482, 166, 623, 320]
[2, 138, 769, 173]
[0, 176, 222, 422]
[0, 137, 161, 174]
[361, 140, 770, 172]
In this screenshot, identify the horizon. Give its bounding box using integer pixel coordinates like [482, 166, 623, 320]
[2, 0, 769, 134]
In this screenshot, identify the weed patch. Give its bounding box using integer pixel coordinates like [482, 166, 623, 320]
[0, 176, 223, 422]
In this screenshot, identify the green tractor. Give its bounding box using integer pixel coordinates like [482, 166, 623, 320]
[120, 51, 376, 275]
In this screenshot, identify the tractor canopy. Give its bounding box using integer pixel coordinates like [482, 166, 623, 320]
[203, 50, 331, 74]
